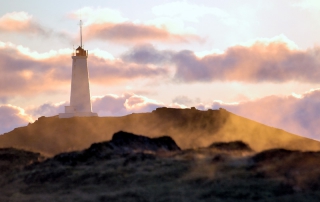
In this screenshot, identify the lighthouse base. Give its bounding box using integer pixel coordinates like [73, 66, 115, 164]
[59, 105, 97, 118]
[59, 112, 98, 118]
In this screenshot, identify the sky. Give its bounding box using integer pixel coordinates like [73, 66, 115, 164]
[1, 0, 320, 140]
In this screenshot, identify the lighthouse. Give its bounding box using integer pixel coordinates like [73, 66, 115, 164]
[59, 20, 98, 118]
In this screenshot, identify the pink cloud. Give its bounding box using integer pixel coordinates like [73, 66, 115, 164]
[26, 102, 67, 119]
[0, 43, 168, 97]
[0, 47, 70, 97]
[121, 44, 173, 65]
[83, 22, 201, 43]
[0, 12, 32, 31]
[0, 105, 32, 134]
[0, 12, 49, 36]
[213, 89, 320, 140]
[173, 41, 320, 83]
[88, 55, 169, 84]
[23, 93, 164, 120]
[93, 93, 164, 116]
[123, 41, 320, 83]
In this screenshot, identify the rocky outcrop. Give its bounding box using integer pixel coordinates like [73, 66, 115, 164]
[107, 131, 180, 152]
[52, 131, 180, 165]
[209, 141, 252, 151]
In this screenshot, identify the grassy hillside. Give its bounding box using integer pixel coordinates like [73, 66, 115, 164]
[0, 107, 319, 156]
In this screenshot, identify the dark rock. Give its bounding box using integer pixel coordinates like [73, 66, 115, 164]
[209, 141, 252, 151]
[272, 183, 295, 196]
[123, 152, 156, 166]
[252, 148, 299, 163]
[24, 167, 71, 184]
[52, 151, 97, 166]
[109, 131, 181, 152]
[211, 154, 226, 163]
[99, 192, 148, 202]
[51, 131, 180, 166]
[0, 148, 43, 173]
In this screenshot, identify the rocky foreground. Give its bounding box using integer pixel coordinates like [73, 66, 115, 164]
[1, 131, 320, 202]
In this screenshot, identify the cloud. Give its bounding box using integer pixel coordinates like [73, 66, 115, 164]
[70, 7, 201, 44]
[0, 43, 72, 97]
[0, 105, 33, 134]
[83, 22, 200, 44]
[24, 93, 164, 120]
[173, 39, 320, 83]
[104, 38, 320, 84]
[0, 93, 165, 134]
[152, 1, 230, 23]
[88, 55, 169, 84]
[172, 95, 194, 105]
[120, 38, 320, 83]
[2, 36, 320, 102]
[0, 41, 169, 97]
[92, 93, 164, 116]
[26, 102, 66, 119]
[70, 7, 127, 24]
[121, 44, 173, 65]
[212, 89, 320, 140]
[292, 0, 320, 10]
[0, 12, 72, 43]
[0, 12, 49, 36]
[151, 1, 245, 28]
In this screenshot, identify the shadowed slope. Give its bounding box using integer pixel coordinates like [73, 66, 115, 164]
[0, 107, 320, 156]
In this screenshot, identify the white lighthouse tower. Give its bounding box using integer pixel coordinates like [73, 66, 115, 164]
[59, 21, 98, 118]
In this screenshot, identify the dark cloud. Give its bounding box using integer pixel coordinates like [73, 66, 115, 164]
[121, 44, 173, 65]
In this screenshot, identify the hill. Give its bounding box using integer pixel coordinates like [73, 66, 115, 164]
[0, 107, 320, 156]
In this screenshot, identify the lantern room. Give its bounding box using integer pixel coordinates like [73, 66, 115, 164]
[75, 46, 88, 56]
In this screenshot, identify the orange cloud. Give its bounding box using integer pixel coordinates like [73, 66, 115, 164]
[0, 12, 31, 31]
[0, 12, 48, 35]
[83, 22, 200, 43]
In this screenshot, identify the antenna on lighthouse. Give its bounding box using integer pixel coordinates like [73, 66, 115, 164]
[80, 20, 83, 48]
